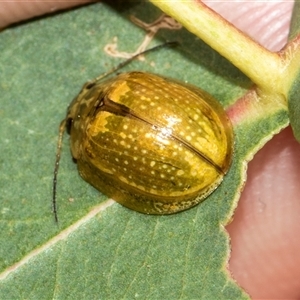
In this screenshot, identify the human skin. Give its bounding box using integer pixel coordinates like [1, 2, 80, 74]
[1, 1, 300, 299]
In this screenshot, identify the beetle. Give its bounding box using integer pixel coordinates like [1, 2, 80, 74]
[52, 69, 233, 221]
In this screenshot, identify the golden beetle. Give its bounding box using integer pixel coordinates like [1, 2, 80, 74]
[53, 71, 233, 220]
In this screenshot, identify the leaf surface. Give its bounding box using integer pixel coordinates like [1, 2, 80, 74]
[288, 0, 300, 142]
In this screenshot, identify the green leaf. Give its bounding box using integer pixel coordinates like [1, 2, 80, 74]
[288, 0, 300, 41]
[288, 71, 300, 142]
[288, 0, 300, 142]
[0, 1, 289, 299]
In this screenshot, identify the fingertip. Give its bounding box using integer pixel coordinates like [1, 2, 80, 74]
[0, 1, 94, 29]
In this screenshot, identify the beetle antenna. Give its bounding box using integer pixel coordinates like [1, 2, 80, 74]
[52, 119, 67, 223]
[94, 41, 178, 82]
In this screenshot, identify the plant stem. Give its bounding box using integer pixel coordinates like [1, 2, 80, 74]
[150, 0, 285, 94]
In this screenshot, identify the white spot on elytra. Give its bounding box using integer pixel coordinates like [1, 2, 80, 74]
[177, 170, 184, 176]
